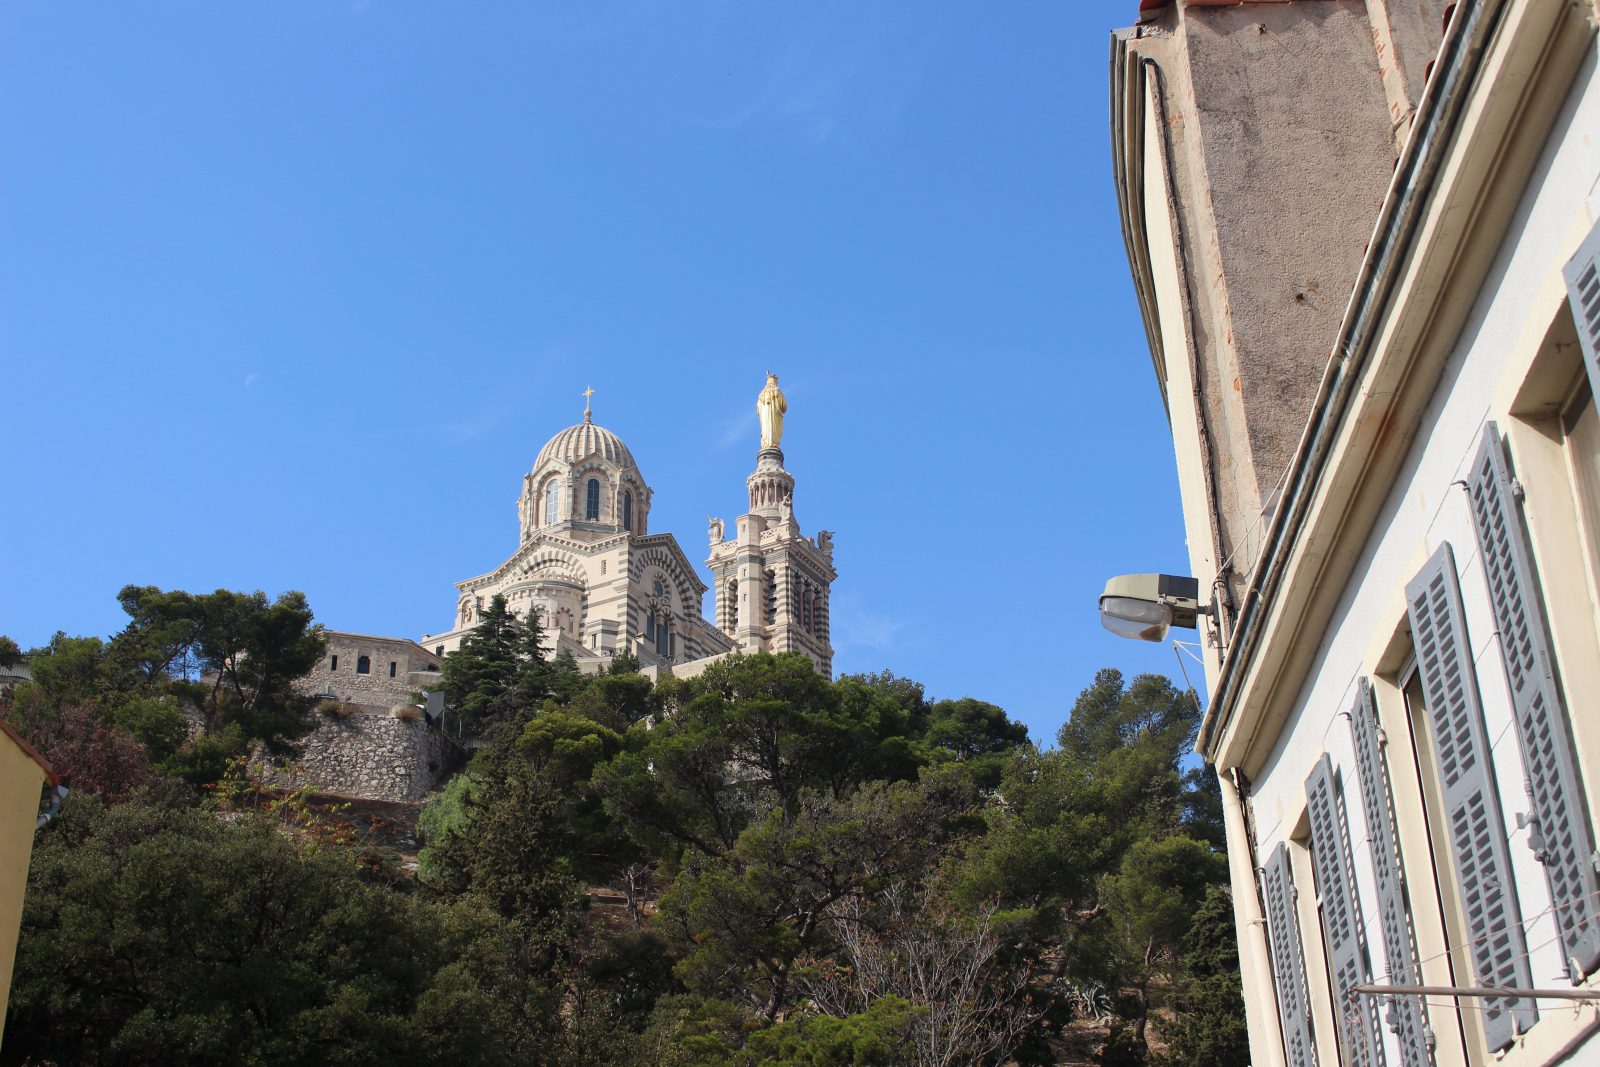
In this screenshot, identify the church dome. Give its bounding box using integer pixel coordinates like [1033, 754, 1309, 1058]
[534, 415, 636, 471]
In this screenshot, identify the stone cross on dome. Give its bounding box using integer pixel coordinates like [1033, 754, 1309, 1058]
[581, 385, 595, 423]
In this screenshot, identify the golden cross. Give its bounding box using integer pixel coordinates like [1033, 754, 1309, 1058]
[581, 385, 595, 419]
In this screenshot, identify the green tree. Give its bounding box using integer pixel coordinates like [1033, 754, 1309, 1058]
[441, 594, 522, 733]
[598, 653, 920, 863]
[546, 647, 588, 703]
[597, 711, 741, 856]
[21, 632, 115, 707]
[424, 752, 585, 948]
[512, 605, 553, 700]
[944, 668, 1233, 1058]
[5, 796, 588, 1067]
[189, 588, 325, 749]
[745, 998, 921, 1066]
[519, 707, 624, 785]
[418, 770, 480, 881]
[13, 587, 324, 776]
[1088, 835, 1227, 1048]
[659, 772, 975, 1021]
[109, 584, 202, 685]
[922, 696, 1030, 789]
[1154, 885, 1249, 1067]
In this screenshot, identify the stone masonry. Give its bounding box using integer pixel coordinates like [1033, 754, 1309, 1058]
[267, 707, 459, 803]
[274, 631, 457, 802]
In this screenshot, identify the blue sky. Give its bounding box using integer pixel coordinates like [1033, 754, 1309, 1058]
[0, 2, 1199, 746]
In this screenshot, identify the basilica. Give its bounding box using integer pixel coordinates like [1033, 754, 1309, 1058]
[419, 374, 836, 679]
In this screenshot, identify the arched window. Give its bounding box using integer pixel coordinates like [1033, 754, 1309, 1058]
[544, 481, 560, 524]
[656, 617, 670, 656]
[356, 655, 371, 675]
[623, 490, 633, 532]
[646, 611, 656, 640]
[586, 478, 601, 520]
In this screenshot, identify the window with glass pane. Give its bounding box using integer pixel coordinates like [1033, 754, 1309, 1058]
[586, 479, 600, 520]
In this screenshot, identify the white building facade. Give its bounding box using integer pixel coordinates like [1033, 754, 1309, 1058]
[1114, 1, 1600, 1064]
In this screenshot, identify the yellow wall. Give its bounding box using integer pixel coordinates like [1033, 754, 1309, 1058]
[0, 732, 47, 1053]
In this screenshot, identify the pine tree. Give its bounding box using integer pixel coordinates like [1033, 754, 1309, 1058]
[514, 607, 553, 702]
[442, 594, 521, 733]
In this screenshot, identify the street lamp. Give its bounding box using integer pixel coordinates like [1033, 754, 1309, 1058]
[1099, 573, 1207, 642]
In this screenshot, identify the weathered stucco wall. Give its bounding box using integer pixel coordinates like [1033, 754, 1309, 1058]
[1182, 1, 1398, 506]
[1369, 0, 1450, 124]
[268, 710, 457, 803]
[1120, 1, 1433, 599]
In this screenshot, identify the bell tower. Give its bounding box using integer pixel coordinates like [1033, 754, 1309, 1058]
[707, 373, 836, 676]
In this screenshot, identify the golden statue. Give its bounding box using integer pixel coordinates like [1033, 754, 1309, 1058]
[756, 371, 787, 450]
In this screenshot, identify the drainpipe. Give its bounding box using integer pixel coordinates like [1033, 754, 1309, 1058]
[36, 783, 67, 830]
[1219, 766, 1285, 1067]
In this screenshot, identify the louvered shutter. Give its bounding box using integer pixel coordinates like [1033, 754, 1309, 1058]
[1563, 218, 1600, 406]
[1405, 544, 1536, 1050]
[1305, 755, 1385, 1067]
[1263, 842, 1319, 1067]
[1466, 423, 1600, 978]
[1349, 680, 1434, 1066]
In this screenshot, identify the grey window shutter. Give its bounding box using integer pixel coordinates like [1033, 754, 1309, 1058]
[1466, 423, 1600, 978]
[1563, 217, 1600, 407]
[1305, 755, 1385, 1067]
[1263, 842, 1319, 1067]
[1349, 680, 1434, 1066]
[1406, 543, 1536, 1050]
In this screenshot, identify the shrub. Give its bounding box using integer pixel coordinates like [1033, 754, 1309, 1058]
[3, 702, 159, 803]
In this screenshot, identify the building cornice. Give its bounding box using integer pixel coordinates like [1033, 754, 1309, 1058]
[454, 529, 630, 592]
[1110, 26, 1174, 420]
[320, 630, 444, 662]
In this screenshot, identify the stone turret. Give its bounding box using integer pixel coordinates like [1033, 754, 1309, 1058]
[708, 375, 836, 676]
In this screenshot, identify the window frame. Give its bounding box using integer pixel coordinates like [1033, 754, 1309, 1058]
[544, 479, 561, 525]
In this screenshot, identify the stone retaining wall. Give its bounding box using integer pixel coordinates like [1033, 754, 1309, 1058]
[267, 708, 458, 803]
